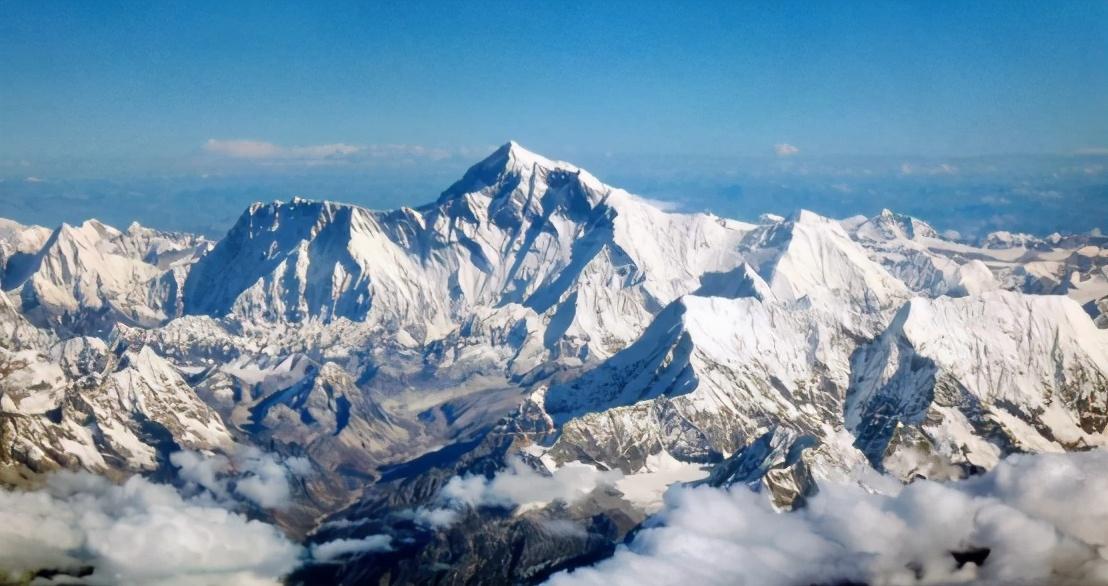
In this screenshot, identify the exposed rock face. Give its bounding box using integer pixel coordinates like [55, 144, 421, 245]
[704, 427, 821, 510]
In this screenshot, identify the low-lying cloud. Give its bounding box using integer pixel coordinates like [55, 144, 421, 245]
[0, 471, 302, 585]
[310, 535, 393, 562]
[171, 446, 310, 509]
[440, 459, 621, 511]
[404, 459, 622, 530]
[547, 450, 1108, 586]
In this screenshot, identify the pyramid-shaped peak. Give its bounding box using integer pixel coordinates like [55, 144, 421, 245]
[858, 208, 939, 241]
[483, 140, 580, 174]
[440, 141, 601, 202]
[790, 209, 835, 225]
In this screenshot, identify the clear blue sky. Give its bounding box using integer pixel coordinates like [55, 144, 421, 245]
[2, 0, 1106, 166]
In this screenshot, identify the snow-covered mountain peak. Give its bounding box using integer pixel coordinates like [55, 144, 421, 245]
[742, 209, 911, 311]
[437, 141, 607, 211]
[180, 144, 757, 364]
[790, 209, 835, 225]
[979, 230, 1053, 250]
[855, 209, 940, 242]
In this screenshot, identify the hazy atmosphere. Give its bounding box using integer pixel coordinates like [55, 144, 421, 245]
[2, 3, 1107, 586]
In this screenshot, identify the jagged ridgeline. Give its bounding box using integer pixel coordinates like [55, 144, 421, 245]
[1, 142, 1107, 583]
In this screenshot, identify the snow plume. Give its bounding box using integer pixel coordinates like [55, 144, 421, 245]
[0, 471, 302, 586]
[410, 459, 622, 529]
[547, 450, 1108, 586]
[171, 446, 311, 509]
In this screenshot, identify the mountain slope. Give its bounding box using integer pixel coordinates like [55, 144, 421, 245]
[848, 290, 1108, 479]
[183, 142, 753, 363]
[542, 293, 867, 473]
[3, 220, 207, 336]
[742, 210, 910, 313]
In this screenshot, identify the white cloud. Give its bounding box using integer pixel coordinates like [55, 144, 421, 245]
[401, 506, 461, 529]
[203, 139, 361, 160]
[202, 139, 457, 163]
[170, 450, 231, 497]
[310, 535, 393, 561]
[547, 450, 1108, 586]
[170, 446, 299, 509]
[284, 456, 314, 477]
[900, 161, 959, 176]
[233, 449, 293, 509]
[774, 143, 800, 157]
[440, 459, 621, 513]
[23, 176, 43, 183]
[404, 459, 622, 530]
[0, 471, 302, 585]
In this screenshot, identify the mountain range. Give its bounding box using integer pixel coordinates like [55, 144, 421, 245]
[1, 142, 1107, 584]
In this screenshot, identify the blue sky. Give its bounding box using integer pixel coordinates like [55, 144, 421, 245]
[0, 1, 1105, 237]
[2, 0, 1105, 164]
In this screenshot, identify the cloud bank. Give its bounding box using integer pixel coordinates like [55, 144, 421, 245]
[548, 450, 1108, 586]
[0, 472, 302, 585]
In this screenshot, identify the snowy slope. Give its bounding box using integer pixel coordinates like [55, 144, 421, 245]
[3, 219, 207, 336]
[848, 290, 1108, 480]
[849, 209, 1108, 309]
[0, 218, 52, 287]
[742, 210, 911, 313]
[183, 142, 753, 363]
[541, 293, 867, 473]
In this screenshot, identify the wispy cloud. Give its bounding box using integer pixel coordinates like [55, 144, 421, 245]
[310, 535, 393, 561]
[1075, 147, 1108, 156]
[900, 161, 958, 176]
[204, 139, 361, 160]
[774, 143, 800, 157]
[203, 139, 458, 163]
